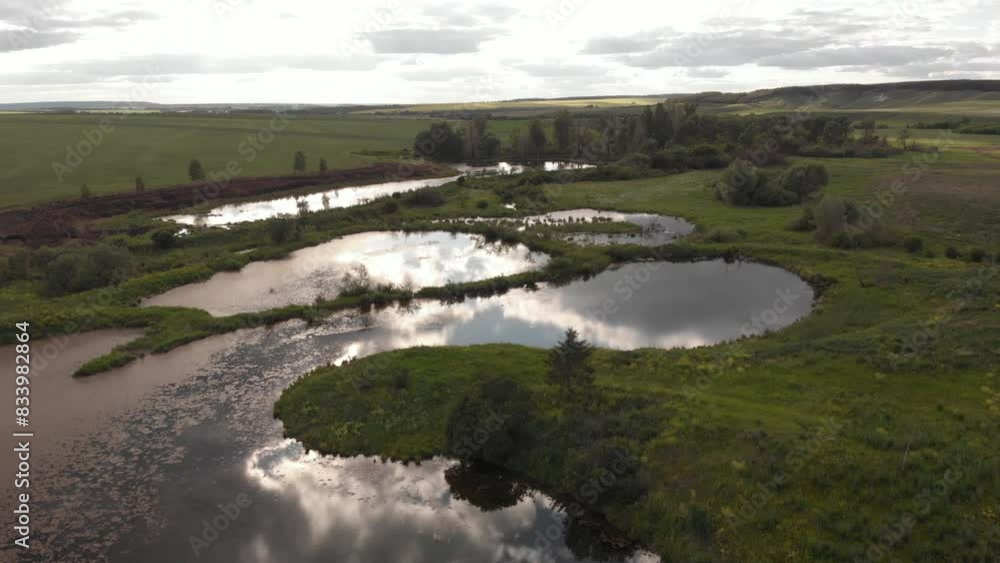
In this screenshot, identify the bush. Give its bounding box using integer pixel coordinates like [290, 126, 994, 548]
[383, 200, 399, 214]
[775, 163, 829, 200]
[616, 153, 652, 168]
[788, 207, 816, 232]
[945, 246, 961, 259]
[968, 248, 987, 262]
[706, 228, 747, 243]
[151, 229, 176, 250]
[268, 218, 298, 244]
[405, 189, 446, 207]
[445, 376, 538, 464]
[45, 245, 131, 294]
[476, 199, 489, 209]
[391, 368, 410, 390]
[715, 160, 801, 207]
[688, 144, 729, 169]
[903, 236, 924, 253]
[7, 251, 30, 280]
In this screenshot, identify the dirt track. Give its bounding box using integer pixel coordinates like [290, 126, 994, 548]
[0, 162, 447, 244]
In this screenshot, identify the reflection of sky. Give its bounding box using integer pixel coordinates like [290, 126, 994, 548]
[142, 231, 548, 316]
[458, 208, 694, 246]
[310, 260, 814, 363]
[163, 176, 459, 226]
[10, 259, 811, 563]
[163, 162, 595, 227]
[238, 440, 659, 563]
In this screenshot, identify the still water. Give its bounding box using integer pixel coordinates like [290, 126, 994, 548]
[164, 162, 593, 227]
[0, 260, 813, 562]
[142, 231, 549, 316]
[450, 208, 695, 246]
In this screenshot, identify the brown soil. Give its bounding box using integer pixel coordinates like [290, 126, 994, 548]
[0, 162, 448, 244]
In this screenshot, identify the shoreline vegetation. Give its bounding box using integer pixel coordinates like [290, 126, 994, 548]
[2, 94, 999, 561]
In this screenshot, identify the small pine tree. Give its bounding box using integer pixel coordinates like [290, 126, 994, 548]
[80, 184, 91, 199]
[188, 159, 205, 181]
[294, 151, 307, 172]
[548, 328, 595, 393]
[135, 176, 145, 192]
[319, 157, 328, 174]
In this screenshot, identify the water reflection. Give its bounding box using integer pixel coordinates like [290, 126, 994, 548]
[164, 162, 593, 227]
[142, 231, 549, 316]
[0, 260, 812, 563]
[451, 208, 695, 246]
[163, 176, 459, 227]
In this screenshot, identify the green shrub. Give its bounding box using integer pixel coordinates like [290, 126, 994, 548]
[968, 248, 987, 262]
[392, 368, 411, 390]
[476, 199, 489, 209]
[788, 207, 816, 232]
[7, 251, 30, 280]
[715, 160, 810, 207]
[405, 189, 446, 207]
[945, 246, 961, 259]
[903, 236, 924, 253]
[706, 228, 747, 243]
[268, 218, 299, 244]
[776, 162, 830, 200]
[151, 229, 176, 250]
[383, 200, 399, 214]
[45, 245, 131, 294]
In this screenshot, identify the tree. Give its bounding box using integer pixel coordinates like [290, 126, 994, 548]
[508, 126, 524, 159]
[294, 151, 307, 172]
[413, 122, 465, 162]
[80, 184, 91, 199]
[135, 176, 145, 192]
[151, 229, 176, 250]
[188, 159, 205, 181]
[860, 119, 876, 145]
[318, 157, 328, 173]
[548, 328, 595, 393]
[898, 128, 911, 150]
[553, 109, 573, 152]
[528, 119, 547, 159]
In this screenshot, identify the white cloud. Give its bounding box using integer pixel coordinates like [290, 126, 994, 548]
[0, 0, 995, 103]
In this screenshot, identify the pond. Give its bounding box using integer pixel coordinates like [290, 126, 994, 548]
[0, 260, 813, 562]
[164, 161, 593, 227]
[142, 231, 549, 316]
[449, 208, 695, 246]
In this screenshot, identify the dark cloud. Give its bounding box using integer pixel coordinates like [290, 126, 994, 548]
[618, 31, 825, 68]
[0, 29, 80, 52]
[365, 29, 498, 54]
[758, 46, 954, 69]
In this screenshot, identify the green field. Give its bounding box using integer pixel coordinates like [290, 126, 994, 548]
[0, 113, 431, 207]
[276, 148, 1000, 561]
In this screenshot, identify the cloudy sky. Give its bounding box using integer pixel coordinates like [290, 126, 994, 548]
[0, 0, 997, 104]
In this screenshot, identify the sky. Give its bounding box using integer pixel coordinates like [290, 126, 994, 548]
[0, 0, 997, 104]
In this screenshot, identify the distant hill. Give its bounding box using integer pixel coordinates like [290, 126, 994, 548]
[4, 80, 998, 116]
[675, 80, 1000, 115]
